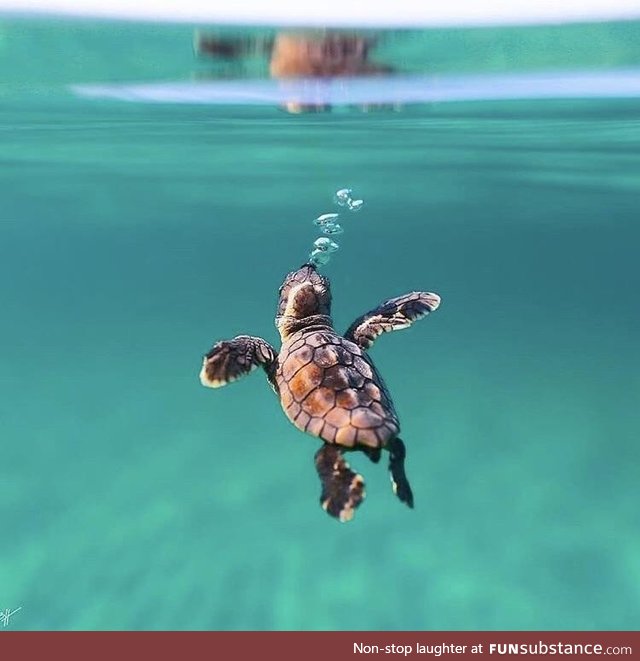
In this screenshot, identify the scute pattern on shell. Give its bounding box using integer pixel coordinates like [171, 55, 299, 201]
[275, 329, 399, 449]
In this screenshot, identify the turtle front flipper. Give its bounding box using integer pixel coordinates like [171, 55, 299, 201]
[200, 335, 277, 388]
[388, 437, 414, 508]
[344, 291, 441, 350]
[314, 445, 365, 522]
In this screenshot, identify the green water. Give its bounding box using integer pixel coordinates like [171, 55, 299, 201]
[1, 19, 639, 631]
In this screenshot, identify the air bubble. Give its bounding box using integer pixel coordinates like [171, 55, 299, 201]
[314, 213, 340, 226]
[309, 249, 331, 266]
[334, 189, 352, 206]
[322, 223, 344, 235]
[347, 199, 364, 212]
[313, 237, 339, 253]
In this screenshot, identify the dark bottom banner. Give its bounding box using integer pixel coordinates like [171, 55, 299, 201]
[0, 631, 636, 660]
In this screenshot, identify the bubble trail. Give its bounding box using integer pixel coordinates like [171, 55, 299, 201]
[307, 187, 364, 268]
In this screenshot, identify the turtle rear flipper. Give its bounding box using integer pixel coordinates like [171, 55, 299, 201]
[314, 445, 365, 522]
[362, 446, 381, 464]
[200, 335, 277, 388]
[388, 437, 414, 509]
[345, 291, 441, 350]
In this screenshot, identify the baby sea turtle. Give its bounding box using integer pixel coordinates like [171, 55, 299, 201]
[200, 264, 441, 522]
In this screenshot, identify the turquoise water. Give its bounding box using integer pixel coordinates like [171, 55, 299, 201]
[1, 19, 639, 631]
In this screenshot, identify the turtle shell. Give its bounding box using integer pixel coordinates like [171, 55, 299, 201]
[275, 329, 399, 448]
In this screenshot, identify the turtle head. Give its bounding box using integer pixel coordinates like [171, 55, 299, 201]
[275, 263, 332, 339]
